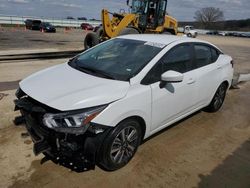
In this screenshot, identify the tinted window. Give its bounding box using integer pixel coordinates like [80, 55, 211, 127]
[194, 45, 212, 68]
[162, 44, 192, 73]
[142, 44, 193, 84]
[69, 38, 162, 81]
[211, 47, 220, 62]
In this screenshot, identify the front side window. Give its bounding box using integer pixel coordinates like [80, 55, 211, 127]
[69, 38, 163, 81]
[142, 44, 193, 84]
[161, 44, 192, 73]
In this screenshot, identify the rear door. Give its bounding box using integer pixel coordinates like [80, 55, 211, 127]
[192, 43, 222, 106]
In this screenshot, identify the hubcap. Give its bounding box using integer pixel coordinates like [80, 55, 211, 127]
[110, 126, 138, 164]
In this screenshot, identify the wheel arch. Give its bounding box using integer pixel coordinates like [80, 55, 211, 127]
[115, 115, 146, 143]
[210, 79, 230, 102]
[222, 80, 230, 90]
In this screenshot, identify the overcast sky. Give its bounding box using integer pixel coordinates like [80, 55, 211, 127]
[0, 0, 249, 21]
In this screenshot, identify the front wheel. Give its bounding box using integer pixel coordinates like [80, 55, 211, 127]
[98, 119, 142, 171]
[204, 83, 228, 112]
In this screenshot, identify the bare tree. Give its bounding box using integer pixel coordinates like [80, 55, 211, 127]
[194, 7, 224, 29]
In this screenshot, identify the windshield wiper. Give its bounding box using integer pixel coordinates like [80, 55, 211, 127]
[77, 66, 116, 80]
[68, 55, 80, 63]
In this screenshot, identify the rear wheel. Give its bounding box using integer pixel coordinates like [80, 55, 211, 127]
[98, 119, 142, 171]
[118, 28, 139, 36]
[204, 83, 228, 112]
[84, 32, 99, 50]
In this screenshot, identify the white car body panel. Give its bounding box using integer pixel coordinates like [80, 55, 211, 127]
[19, 34, 234, 140]
[20, 63, 130, 111]
[150, 70, 197, 131]
[93, 84, 152, 138]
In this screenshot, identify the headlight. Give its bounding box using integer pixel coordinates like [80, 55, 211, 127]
[43, 105, 107, 134]
[46, 27, 50, 29]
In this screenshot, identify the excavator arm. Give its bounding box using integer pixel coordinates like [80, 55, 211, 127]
[102, 9, 138, 38]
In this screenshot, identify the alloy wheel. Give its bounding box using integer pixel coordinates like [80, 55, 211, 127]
[213, 85, 226, 109]
[110, 126, 138, 164]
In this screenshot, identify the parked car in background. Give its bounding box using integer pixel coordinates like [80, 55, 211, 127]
[40, 22, 56, 33]
[183, 25, 198, 38]
[25, 19, 41, 30]
[206, 30, 219, 35]
[81, 23, 94, 30]
[14, 35, 234, 172]
[66, 16, 75, 20]
[78, 17, 87, 21]
[93, 24, 102, 32]
[218, 31, 227, 36]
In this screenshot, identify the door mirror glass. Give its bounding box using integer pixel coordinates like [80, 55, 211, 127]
[161, 70, 183, 83]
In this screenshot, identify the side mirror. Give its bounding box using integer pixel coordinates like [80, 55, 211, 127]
[161, 70, 183, 83]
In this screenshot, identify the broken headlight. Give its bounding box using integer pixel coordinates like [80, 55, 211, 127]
[43, 105, 107, 134]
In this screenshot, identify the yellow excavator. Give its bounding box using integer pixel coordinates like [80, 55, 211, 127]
[84, 0, 178, 49]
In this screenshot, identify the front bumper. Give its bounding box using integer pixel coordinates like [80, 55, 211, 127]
[14, 91, 111, 172]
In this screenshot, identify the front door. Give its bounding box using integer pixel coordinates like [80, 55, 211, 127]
[147, 44, 198, 132]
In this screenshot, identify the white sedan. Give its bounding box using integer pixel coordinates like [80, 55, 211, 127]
[15, 35, 234, 171]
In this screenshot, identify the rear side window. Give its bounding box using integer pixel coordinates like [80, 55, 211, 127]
[194, 45, 212, 68]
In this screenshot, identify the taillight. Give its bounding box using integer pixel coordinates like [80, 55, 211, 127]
[230, 60, 234, 68]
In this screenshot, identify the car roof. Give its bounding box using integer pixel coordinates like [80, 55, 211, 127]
[117, 34, 207, 46]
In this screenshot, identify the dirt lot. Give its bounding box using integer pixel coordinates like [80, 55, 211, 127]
[0, 27, 85, 51]
[0, 30, 250, 188]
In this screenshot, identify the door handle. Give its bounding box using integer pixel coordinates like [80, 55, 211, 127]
[187, 78, 195, 84]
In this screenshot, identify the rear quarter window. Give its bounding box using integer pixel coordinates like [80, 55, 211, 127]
[211, 47, 221, 62]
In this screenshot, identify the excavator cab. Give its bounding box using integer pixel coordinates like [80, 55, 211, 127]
[130, 0, 168, 30]
[84, 0, 177, 49]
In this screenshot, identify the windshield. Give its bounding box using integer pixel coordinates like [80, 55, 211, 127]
[187, 26, 194, 30]
[44, 22, 52, 26]
[131, 0, 148, 14]
[69, 38, 163, 81]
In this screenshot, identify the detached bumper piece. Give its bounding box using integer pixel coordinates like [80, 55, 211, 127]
[14, 92, 111, 172]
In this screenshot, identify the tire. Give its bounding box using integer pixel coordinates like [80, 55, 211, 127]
[98, 119, 142, 171]
[187, 33, 192, 37]
[84, 32, 99, 50]
[204, 83, 228, 112]
[118, 27, 139, 36]
[162, 31, 172, 35]
[96, 26, 104, 39]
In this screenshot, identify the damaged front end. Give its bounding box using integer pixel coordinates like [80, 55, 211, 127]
[14, 88, 111, 172]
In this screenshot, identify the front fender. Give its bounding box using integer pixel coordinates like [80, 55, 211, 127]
[92, 85, 152, 139]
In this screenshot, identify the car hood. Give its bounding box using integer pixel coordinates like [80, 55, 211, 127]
[20, 63, 130, 111]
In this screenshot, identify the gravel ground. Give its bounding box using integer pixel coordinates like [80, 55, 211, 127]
[0, 30, 249, 188]
[0, 27, 85, 51]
